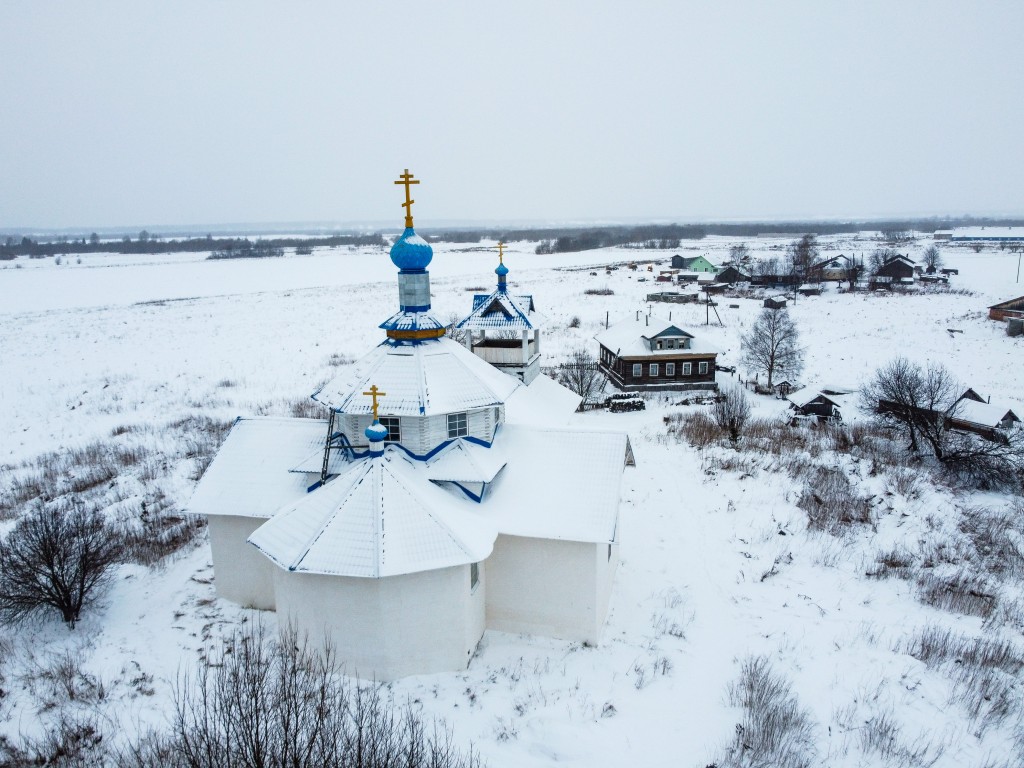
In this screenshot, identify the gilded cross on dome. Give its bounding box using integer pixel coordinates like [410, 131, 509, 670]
[498, 241, 505, 264]
[362, 384, 386, 420]
[393, 169, 420, 228]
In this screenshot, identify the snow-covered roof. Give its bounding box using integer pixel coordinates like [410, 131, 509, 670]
[187, 417, 325, 518]
[458, 291, 544, 331]
[479, 425, 630, 543]
[313, 337, 520, 416]
[788, 383, 856, 411]
[248, 449, 496, 578]
[504, 373, 582, 427]
[953, 400, 1020, 429]
[594, 316, 719, 358]
[951, 227, 1024, 240]
[425, 439, 508, 483]
[378, 310, 445, 333]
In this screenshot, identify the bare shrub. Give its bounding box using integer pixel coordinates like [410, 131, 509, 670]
[289, 396, 327, 419]
[584, 287, 614, 296]
[866, 546, 916, 580]
[119, 624, 481, 768]
[555, 348, 607, 407]
[712, 386, 751, 445]
[665, 410, 720, 449]
[855, 707, 945, 766]
[916, 570, 996, 618]
[0, 713, 107, 767]
[116, 491, 205, 566]
[959, 503, 1024, 579]
[0, 500, 124, 627]
[797, 466, 873, 535]
[900, 624, 1024, 732]
[715, 656, 816, 768]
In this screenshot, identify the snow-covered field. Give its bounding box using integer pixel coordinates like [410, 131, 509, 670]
[1, 235, 1022, 766]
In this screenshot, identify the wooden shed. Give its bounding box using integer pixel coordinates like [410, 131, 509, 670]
[989, 295, 1024, 322]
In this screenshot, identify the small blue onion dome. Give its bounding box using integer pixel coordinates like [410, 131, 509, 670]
[495, 261, 509, 277]
[389, 227, 433, 271]
[365, 420, 389, 443]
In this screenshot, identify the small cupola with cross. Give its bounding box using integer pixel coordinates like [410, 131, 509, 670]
[455, 243, 545, 384]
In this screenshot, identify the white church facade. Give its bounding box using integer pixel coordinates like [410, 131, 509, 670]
[189, 171, 632, 681]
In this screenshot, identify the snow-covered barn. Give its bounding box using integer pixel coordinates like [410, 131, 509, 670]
[189, 171, 631, 680]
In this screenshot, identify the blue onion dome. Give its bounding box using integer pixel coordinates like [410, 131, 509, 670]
[389, 228, 433, 271]
[365, 420, 389, 443]
[495, 260, 509, 277]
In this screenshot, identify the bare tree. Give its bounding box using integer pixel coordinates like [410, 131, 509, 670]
[556, 348, 607, 407]
[921, 245, 943, 272]
[787, 234, 819, 284]
[444, 312, 468, 345]
[727, 243, 751, 268]
[0, 500, 123, 628]
[860, 357, 960, 455]
[739, 308, 804, 391]
[120, 624, 481, 768]
[755, 255, 781, 281]
[712, 385, 751, 445]
[868, 247, 899, 275]
[863, 358, 1024, 488]
[842, 253, 863, 288]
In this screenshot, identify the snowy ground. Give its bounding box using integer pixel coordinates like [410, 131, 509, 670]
[1, 235, 1022, 765]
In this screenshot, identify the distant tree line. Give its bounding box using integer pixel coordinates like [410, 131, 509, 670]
[0, 232, 386, 259]
[5, 215, 1024, 261]
[208, 240, 285, 260]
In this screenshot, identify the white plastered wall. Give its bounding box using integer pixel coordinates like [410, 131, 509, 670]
[207, 515, 277, 610]
[485, 534, 616, 644]
[273, 562, 485, 681]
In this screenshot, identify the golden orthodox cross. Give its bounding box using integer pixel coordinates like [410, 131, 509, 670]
[393, 169, 420, 228]
[362, 384, 386, 420]
[498, 241, 505, 264]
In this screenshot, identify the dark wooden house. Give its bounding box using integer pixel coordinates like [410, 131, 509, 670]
[988, 295, 1024, 321]
[595, 316, 719, 392]
[875, 256, 916, 280]
[764, 296, 788, 309]
[715, 266, 751, 284]
[788, 385, 855, 422]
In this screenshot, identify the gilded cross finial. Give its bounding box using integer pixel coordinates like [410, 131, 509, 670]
[393, 169, 420, 228]
[498, 241, 505, 264]
[362, 384, 386, 420]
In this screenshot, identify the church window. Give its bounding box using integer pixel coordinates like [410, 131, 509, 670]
[378, 416, 401, 442]
[650, 363, 659, 377]
[666, 362, 675, 376]
[470, 561, 480, 591]
[448, 412, 468, 438]
[632, 363, 642, 377]
[699, 361, 709, 375]
[682, 362, 692, 376]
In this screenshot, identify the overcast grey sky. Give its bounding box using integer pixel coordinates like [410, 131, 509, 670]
[2, 1, 1022, 230]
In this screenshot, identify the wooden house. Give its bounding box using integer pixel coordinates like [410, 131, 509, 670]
[808, 257, 847, 282]
[988, 295, 1024, 321]
[876, 256, 916, 281]
[715, 266, 751, 284]
[764, 295, 788, 309]
[671, 254, 718, 273]
[788, 384, 855, 422]
[595, 316, 719, 392]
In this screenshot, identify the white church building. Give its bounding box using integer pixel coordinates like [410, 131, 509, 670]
[189, 171, 632, 681]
